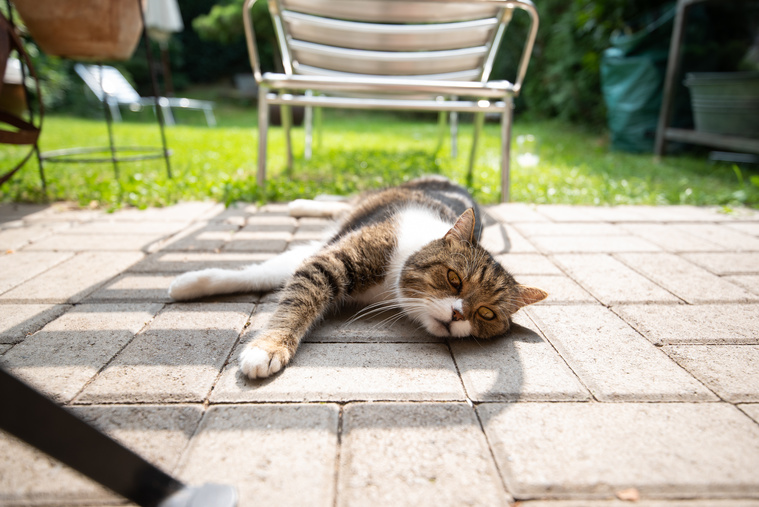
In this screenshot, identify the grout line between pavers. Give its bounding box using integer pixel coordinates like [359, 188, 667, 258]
[332, 405, 344, 507]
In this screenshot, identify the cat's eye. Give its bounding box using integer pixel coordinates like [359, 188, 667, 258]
[477, 306, 495, 320]
[447, 270, 462, 290]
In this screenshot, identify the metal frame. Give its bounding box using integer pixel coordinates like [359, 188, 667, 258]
[655, 0, 759, 156]
[243, 0, 539, 202]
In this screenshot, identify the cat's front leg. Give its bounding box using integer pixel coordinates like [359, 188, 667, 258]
[239, 330, 294, 378]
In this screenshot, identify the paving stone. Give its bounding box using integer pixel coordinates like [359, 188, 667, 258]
[157, 221, 238, 252]
[223, 230, 291, 252]
[619, 223, 724, 252]
[243, 215, 297, 232]
[108, 201, 219, 222]
[616, 253, 758, 303]
[724, 221, 759, 236]
[513, 222, 627, 237]
[681, 252, 759, 275]
[0, 203, 50, 222]
[23, 233, 166, 252]
[530, 234, 661, 254]
[0, 404, 202, 505]
[77, 303, 253, 403]
[84, 274, 174, 302]
[519, 501, 759, 507]
[451, 315, 589, 401]
[308, 306, 442, 343]
[516, 274, 596, 304]
[0, 344, 11, 354]
[614, 205, 727, 222]
[481, 223, 538, 254]
[535, 205, 607, 222]
[527, 305, 716, 401]
[0, 251, 73, 294]
[339, 402, 508, 507]
[674, 224, 759, 251]
[739, 404, 759, 424]
[127, 251, 274, 273]
[296, 216, 335, 231]
[0, 222, 70, 251]
[552, 254, 679, 305]
[178, 404, 338, 507]
[725, 275, 759, 295]
[486, 203, 549, 222]
[211, 342, 465, 402]
[0, 252, 144, 303]
[480, 402, 759, 500]
[663, 345, 759, 403]
[495, 253, 563, 275]
[61, 220, 189, 235]
[0, 303, 71, 344]
[615, 303, 759, 345]
[1, 303, 162, 403]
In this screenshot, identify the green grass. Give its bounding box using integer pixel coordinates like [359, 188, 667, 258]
[2, 105, 758, 210]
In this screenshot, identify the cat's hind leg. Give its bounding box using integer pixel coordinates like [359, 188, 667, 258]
[168, 242, 321, 300]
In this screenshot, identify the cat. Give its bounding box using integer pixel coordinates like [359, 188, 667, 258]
[168, 176, 548, 379]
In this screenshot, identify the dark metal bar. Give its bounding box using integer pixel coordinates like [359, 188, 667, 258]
[99, 63, 121, 179]
[4, 0, 46, 191]
[137, 0, 172, 179]
[0, 368, 184, 507]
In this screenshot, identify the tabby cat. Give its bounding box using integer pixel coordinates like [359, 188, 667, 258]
[169, 176, 547, 379]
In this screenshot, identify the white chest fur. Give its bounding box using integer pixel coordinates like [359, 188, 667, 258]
[352, 206, 451, 305]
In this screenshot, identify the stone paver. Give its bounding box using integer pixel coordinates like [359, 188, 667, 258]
[1, 303, 162, 402]
[681, 252, 759, 275]
[211, 342, 465, 402]
[614, 303, 759, 345]
[4, 201, 759, 507]
[0, 251, 74, 294]
[178, 404, 338, 507]
[663, 345, 759, 402]
[527, 305, 716, 401]
[0, 404, 201, 506]
[451, 315, 590, 401]
[617, 253, 759, 303]
[552, 254, 679, 305]
[339, 403, 508, 506]
[76, 303, 253, 403]
[0, 303, 70, 344]
[480, 402, 759, 499]
[0, 251, 144, 303]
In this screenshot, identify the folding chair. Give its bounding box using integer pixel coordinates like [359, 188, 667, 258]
[243, 0, 538, 202]
[75, 64, 217, 127]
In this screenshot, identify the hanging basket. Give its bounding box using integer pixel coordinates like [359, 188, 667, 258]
[13, 0, 145, 61]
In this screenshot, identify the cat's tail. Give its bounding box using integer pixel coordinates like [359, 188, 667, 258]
[168, 242, 322, 301]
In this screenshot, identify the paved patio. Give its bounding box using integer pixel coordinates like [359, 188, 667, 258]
[1, 199, 758, 506]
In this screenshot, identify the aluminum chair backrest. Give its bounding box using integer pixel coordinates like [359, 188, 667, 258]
[74, 64, 142, 104]
[269, 0, 509, 83]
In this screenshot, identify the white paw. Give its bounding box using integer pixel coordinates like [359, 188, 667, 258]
[239, 346, 282, 379]
[168, 271, 209, 301]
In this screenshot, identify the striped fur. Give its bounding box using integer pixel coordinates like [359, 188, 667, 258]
[170, 176, 547, 379]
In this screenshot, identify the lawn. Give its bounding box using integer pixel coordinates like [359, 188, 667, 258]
[2, 104, 758, 210]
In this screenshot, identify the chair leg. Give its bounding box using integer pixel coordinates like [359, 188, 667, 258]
[204, 106, 217, 127]
[450, 97, 458, 158]
[304, 91, 313, 160]
[281, 104, 293, 174]
[161, 103, 176, 126]
[501, 97, 514, 203]
[436, 110, 446, 153]
[257, 85, 269, 188]
[467, 111, 484, 188]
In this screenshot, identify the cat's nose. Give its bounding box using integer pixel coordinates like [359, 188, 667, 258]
[451, 308, 465, 321]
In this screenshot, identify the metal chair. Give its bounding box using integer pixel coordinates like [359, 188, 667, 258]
[243, 0, 538, 202]
[75, 64, 217, 127]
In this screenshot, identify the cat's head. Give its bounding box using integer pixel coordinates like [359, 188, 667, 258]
[398, 208, 547, 339]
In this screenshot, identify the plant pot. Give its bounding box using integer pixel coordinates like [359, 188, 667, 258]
[684, 72, 759, 137]
[13, 0, 145, 61]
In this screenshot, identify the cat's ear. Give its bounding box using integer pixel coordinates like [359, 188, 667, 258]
[445, 208, 476, 244]
[514, 285, 548, 309]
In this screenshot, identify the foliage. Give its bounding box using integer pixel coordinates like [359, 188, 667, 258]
[2, 111, 757, 210]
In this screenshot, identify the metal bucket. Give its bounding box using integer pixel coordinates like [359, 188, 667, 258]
[684, 72, 759, 137]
